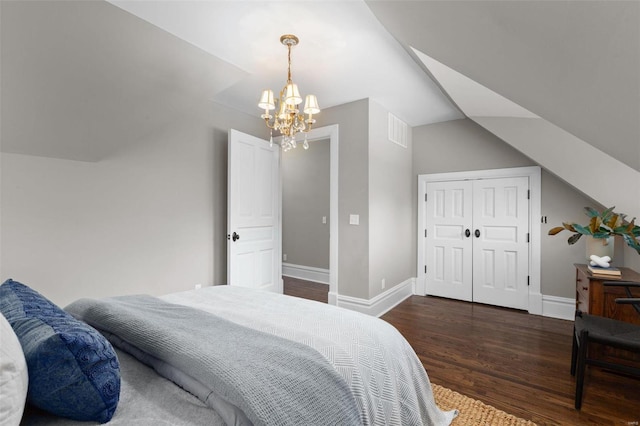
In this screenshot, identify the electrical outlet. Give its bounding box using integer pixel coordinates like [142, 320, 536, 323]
[195, 284, 202, 290]
[283, 253, 287, 261]
[322, 216, 327, 224]
[381, 278, 386, 289]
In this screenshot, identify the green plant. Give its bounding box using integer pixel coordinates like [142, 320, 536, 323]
[548, 206, 640, 254]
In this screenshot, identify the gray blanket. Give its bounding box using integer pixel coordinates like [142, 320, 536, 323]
[66, 295, 361, 426]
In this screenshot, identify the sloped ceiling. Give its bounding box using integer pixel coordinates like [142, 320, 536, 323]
[2, 0, 639, 216]
[0, 0, 463, 162]
[106, 0, 462, 128]
[367, 0, 640, 216]
[366, 0, 640, 173]
[0, 0, 245, 162]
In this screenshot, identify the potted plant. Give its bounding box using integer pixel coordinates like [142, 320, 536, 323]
[548, 206, 640, 255]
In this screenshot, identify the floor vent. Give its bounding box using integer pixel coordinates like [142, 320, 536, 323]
[388, 113, 408, 148]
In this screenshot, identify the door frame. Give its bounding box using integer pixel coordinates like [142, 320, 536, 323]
[416, 166, 542, 315]
[281, 125, 340, 305]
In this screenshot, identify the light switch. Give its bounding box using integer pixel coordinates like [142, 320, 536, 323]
[349, 214, 360, 225]
[322, 216, 327, 224]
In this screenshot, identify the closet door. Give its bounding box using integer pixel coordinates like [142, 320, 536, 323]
[472, 177, 530, 310]
[424, 181, 473, 301]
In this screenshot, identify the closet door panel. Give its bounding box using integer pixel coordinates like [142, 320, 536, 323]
[424, 181, 473, 301]
[472, 177, 530, 310]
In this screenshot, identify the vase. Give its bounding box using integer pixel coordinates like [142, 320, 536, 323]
[585, 236, 615, 262]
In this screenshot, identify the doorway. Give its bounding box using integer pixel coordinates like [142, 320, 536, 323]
[227, 126, 339, 302]
[281, 138, 330, 294]
[282, 125, 339, 304]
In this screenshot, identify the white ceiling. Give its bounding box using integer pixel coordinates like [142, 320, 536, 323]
[107, 0, 463, 127]
[4, 0, 636, 174]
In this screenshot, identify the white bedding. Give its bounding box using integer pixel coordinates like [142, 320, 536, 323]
[162, 286, 457, 426]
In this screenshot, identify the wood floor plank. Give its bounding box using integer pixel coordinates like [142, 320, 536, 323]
[283, 279, 640, 425]
[283, 276, 328, 303]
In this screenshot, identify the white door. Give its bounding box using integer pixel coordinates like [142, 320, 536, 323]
[424, 180, 473, 301]
[227, 129, 281, 292]
[472, 177, 529, 310]
[424, 177, 530, 310]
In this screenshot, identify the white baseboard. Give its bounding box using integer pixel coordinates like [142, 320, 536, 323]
[542, 295, 575, 321]
[282, 263, 329, 285]
[337, 278, 414, 317]
[332, 274, 573, 321]
[328, 291, 338, 306]
[528, 292, 543, 316]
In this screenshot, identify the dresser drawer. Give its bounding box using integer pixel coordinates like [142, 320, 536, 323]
[575, 269, 590, 313]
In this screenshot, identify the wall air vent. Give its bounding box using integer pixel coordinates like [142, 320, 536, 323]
[388, 113, 408, 148]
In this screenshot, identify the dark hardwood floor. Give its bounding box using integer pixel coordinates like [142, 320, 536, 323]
[283, 276, 328, 303]
[283, 277, 640, 425]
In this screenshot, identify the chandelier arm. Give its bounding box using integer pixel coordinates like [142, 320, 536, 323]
[263, 118, 277, 130]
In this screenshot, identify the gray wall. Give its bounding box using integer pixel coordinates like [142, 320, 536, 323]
[368, 100, 413, 298]
[0, 0, 267, 306]
[282, 139, 330, 270]
[315, 100, 370, 299]
[539, 172, 616, 299]
[1, 101, 265, 307]
[412, 118, 604, 299]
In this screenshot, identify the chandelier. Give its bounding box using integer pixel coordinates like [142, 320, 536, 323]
[258, 34, 320, 151]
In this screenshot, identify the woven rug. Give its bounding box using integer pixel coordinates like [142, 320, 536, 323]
[432, 383, 537, 426]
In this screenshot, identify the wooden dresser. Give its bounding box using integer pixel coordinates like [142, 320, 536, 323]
[575, 263, 640, 367]
[575, 263, 640, 325]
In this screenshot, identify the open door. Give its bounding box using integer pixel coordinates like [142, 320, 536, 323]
[227, 129, 282, 292]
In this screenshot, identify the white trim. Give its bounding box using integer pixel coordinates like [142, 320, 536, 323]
[303, 125, 339, 305]
[542, 295, 575, 321]
[337, 278, 414, 317]
[328, 291, 338, 306]
[417, 166, 542, 314]
[282, 263, 330, 285]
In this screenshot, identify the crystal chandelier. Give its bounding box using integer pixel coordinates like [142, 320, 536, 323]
[258, 34, 320, 151]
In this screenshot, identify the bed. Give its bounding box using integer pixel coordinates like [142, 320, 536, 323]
[1, 280, 457, 425]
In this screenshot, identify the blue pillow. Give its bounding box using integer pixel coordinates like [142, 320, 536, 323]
[0, 279, 120, 423]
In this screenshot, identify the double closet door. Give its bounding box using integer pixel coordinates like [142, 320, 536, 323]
[423, 176, 530, 310]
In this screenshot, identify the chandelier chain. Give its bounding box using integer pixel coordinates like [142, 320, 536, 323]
[287, 44, 292, 84]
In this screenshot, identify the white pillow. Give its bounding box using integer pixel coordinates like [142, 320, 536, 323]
[0, 312, 28, 426]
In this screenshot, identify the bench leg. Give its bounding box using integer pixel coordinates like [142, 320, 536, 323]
[570, 326, 578, 376]
[574, 330, 589, 410]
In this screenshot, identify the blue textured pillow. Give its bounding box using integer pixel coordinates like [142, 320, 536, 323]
[0, 279, 120, 423]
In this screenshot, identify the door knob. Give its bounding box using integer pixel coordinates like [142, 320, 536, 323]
[465, 229, 471, 238]
[229, 232, 240, 242]
[475, 229, 480, 238]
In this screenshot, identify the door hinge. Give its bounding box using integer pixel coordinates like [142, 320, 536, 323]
[527, 233, 530, 243]
[424, 265, 427, 274]
[527, 190, 530, 200]
[425, 229, 427, 238]
[425, 193, 428, 202]
[527, 276, 530, 286]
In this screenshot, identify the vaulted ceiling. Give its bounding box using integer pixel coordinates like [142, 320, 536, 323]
[367, 0, 640, 173]
[365, 1, 639, 215]
[2, 1, 638, 212]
